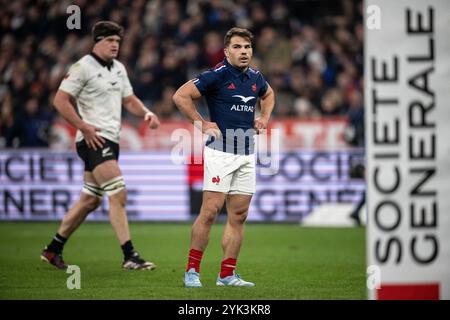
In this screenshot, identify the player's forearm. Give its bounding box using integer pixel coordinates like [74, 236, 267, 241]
[173, 94, 205, 125]
[123, 95, 152, 117]
[260, 88, 275, 120]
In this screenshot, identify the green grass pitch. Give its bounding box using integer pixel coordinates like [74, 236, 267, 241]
[0, 222, 366, 299]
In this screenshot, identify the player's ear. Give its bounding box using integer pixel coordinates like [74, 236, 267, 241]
[224, 47, 229, 58]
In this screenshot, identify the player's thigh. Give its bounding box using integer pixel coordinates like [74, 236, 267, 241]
[229, 156, 256, 195]
[201, 191, 227, 214]
[79, 171, 102, 209]
[226, 194, 252, 215]
[203, 147, 237, 193]
[77, 138, 120, 178]
[84, 171, 98, 185]
[92, 160, 123, 185]
[92, 160, 127, 201]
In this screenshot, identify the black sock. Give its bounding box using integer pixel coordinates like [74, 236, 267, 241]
[121, 240, 135, 259]
[47, 233, 67, 254]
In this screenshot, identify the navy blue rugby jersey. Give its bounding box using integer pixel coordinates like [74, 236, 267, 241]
[193, 58, 269, 155]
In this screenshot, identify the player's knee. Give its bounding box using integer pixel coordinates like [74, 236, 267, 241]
[203, 200, 223, 216]
[101, 176, 127, 203]
[82, 182, 105, 199]
[109, 189, 127, 207]
[230, 210, 248, 224]
[82, 196, 102, 212]
[108, 189, 126, 208]
[200, 210, 216, 226]
[200, 203, 222, 224]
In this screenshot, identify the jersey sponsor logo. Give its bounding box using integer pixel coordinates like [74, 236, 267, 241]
[232, 95, 255, 103]
[227, 83, 236, 89]
[230, 105, 254, 112]
[212, 175, 220, 184]
[252, 84, 257, 92]
[102, 147, 113, 157]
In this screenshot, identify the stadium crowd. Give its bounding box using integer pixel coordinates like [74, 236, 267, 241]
[0, 0, 364, 148]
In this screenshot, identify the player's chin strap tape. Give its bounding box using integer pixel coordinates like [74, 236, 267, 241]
[100, 176, 126, 196]
[82, 182, 105, 199]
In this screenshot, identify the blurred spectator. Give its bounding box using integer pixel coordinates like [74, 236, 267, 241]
[152, 86, 181, 120]
[256, 26, 291, 75]
[5, 97, 53, 147]
[204, 31, 225, 67]
[0, 0, 364, 148]
[345, 90, 365, 147]
[320, 88, 344, 117]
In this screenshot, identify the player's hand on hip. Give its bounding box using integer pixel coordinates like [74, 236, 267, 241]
[254, 116, 269, 134]
[144, 112, 160, 129]
[80, 123, 105, 150]
[202, 121, 221, 139]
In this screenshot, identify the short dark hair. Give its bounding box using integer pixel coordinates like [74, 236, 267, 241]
[92, 21, 124, 43]
[224, 27, 254, 47]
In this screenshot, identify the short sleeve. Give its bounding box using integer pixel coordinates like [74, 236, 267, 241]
[121, 66, 133, 98]
[258, 73, 269, 97]
[192, 70, 218, 95]
[59, 62, 87, 97]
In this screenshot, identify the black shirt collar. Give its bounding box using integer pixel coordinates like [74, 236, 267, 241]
[90, 52, 114, 70]
[224, 58, 250, 79]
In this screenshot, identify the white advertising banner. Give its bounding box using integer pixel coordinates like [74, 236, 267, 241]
[0, 152, 190, 221]
[0, 150, 365, 222]
[365, 0, 450, 299]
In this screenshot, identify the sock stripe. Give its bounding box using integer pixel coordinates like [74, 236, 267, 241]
[188, 256, 202, 261]
[220, 258, 237, 278]
[47, 233, 67, 254]
[186, 249, 203, 273]
[53, 237, 64, 243]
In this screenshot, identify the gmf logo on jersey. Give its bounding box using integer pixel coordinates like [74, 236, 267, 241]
[212, 176, 220, 185]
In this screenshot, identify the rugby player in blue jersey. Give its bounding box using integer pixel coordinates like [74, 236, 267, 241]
[173, 27, 275, 287]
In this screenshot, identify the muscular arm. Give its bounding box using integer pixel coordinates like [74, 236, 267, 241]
[53, 90, 105, 150]
[53, 90, 88, 131]
[254, 85, 275, 132]
[122, 94, 151, 117]
[172, 81, 205, 124]
[260, 85, 275, 120]
[172, 81, 220, 137]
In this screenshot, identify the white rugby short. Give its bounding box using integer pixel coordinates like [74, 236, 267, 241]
[203, 147, 256, 195]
